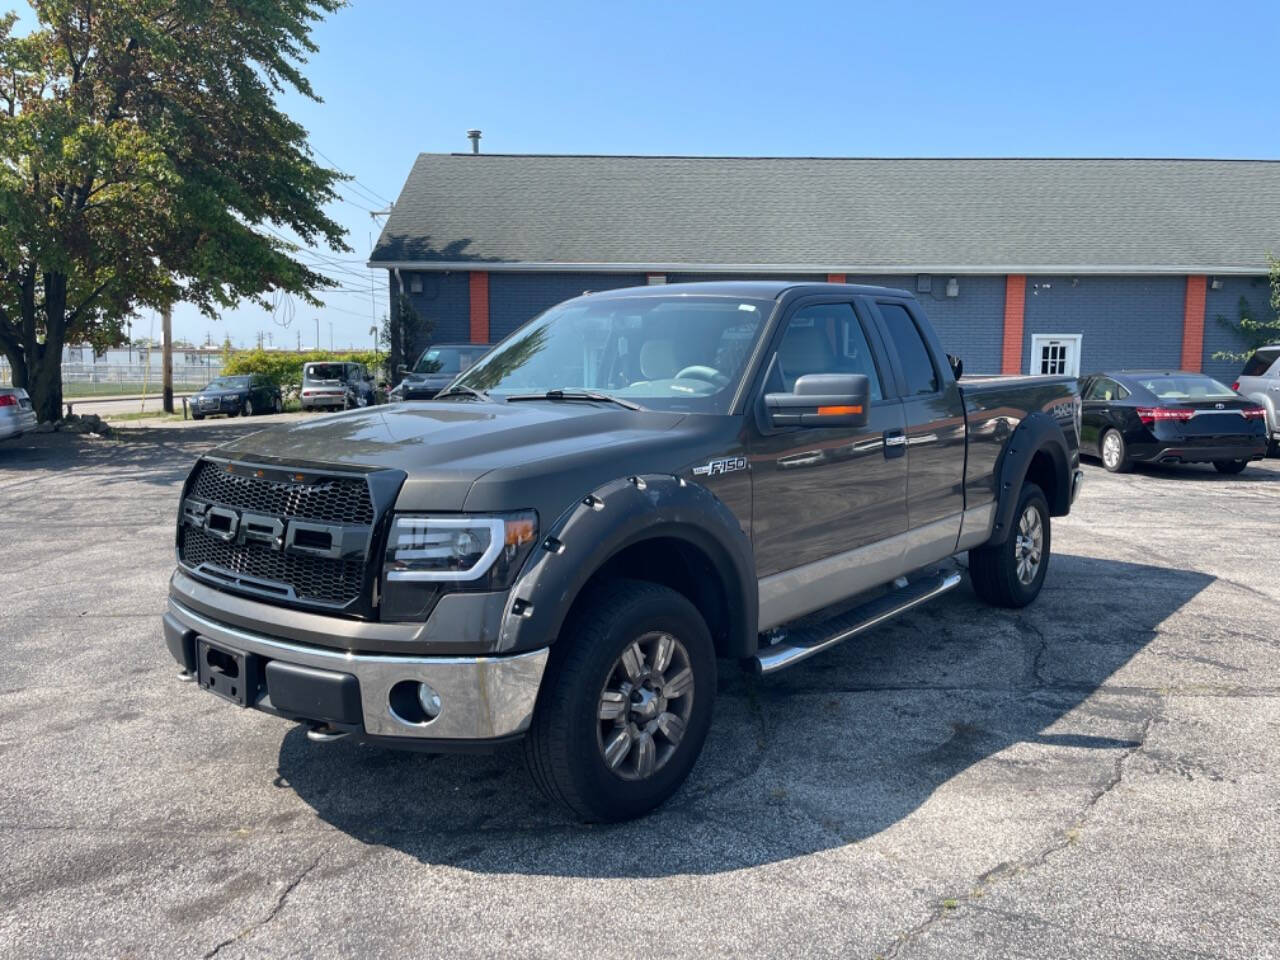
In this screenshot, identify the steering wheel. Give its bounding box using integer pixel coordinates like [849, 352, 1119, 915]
[674, 365, 725, 384]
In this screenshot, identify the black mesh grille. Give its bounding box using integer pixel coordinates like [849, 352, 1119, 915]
[190, 460, 374, 525]
[180, 525, 364, 606]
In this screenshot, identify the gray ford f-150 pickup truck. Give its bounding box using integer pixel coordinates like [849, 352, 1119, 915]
[163, 281, 1083, 821]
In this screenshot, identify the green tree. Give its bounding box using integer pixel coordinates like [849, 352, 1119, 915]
[1211, 261, 1280, 363]
[0, 0, 348, 421]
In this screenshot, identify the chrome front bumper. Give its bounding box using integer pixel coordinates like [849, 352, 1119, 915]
[164, 599, 548, 741]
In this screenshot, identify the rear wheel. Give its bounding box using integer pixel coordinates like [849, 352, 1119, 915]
[191, 413, 204, 421]
[1213, 459, 1248, 475]
[1100, 429, 1132, 473]
[274, 395, 283, 414]
[244, 398, 255, 417]
[524, 579, 716, 822]
[969, 482, 1051, 608]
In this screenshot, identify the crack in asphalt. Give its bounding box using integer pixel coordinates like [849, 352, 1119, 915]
[879, 699, 1163, 959]
[203, 850, 325, 959]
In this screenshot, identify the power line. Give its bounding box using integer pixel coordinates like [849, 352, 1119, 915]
[312, 146, 394, 207]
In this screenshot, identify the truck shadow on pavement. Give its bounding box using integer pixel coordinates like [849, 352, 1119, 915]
[278, 553, 1213, 878]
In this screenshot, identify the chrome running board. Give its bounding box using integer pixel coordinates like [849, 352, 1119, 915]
[753, 569, 963, 675]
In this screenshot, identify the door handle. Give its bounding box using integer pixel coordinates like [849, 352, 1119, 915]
[883, 429, 906, 459]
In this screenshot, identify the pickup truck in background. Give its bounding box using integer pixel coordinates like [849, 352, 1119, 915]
[163, 281, 1083, 821]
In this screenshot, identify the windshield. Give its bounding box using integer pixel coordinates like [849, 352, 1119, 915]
[453, 295, 774, 413]
[1136, 374, 1237, 400]
[305, 363, 347, 382]
[414, 347, 483, 375]
[206, 376, 249, 390]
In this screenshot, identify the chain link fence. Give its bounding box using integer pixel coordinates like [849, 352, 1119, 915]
[0, 357, 225, 396]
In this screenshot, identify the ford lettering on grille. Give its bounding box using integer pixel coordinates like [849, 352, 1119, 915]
[177, 459, 385, 609]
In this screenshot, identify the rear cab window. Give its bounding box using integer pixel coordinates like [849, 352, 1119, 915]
[876, 301, 939, 396]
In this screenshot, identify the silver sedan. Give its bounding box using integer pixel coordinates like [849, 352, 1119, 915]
[0, 387, 38, 440]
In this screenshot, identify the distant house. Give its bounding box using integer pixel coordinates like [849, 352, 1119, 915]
[369, 154, 1280, 379]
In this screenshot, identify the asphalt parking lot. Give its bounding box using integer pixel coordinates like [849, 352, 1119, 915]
[2, 423, 1278, 959]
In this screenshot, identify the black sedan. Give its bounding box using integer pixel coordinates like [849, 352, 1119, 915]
[1080, 370, 1268, 474]
[190, 374, 283, 420]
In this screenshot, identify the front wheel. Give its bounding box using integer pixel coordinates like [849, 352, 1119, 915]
[244, 399, 255, 417]
[1213, 459, 1248, 475]
[273, 395, 283, 414]
[969, 482, 1051, 608]
[524, 579, 716, 822]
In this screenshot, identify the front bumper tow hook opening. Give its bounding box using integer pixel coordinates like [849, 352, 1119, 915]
[177, 670, 196, 683]
[306, 724, 350, 743]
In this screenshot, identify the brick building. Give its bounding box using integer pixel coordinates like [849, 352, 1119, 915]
[368, 155, 1280, 380]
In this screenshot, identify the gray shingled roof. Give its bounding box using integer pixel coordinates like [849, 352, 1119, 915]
[369, 155, 1280, 273]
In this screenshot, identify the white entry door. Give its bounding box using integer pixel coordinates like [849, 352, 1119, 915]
[1030, 334, 1082, 377]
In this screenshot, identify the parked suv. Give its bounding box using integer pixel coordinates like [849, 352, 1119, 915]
[1233, 345, 1280, 454]
[300, 362, 378, 412]
[390, 343, 491, 401]
[164, 282, 1083, 822]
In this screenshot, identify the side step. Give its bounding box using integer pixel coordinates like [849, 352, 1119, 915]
[753, 569, 963, 675]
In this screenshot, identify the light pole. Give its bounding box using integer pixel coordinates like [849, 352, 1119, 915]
[329, 321, 334, 352]
[314, 317, 320, 352]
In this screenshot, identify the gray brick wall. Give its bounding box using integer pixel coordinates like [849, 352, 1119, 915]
[393, 271, 472, 360]
[1021, 275, 1185, 376]
[384, 269, 1210, 380]
[489, 272, 649, 341]
[1202, 275, 1275, 381]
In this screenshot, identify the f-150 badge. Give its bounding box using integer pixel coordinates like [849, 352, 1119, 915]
[693, 456, 747, 477]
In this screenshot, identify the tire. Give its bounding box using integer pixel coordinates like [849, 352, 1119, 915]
[274, 395, 283, 414]
[191, 413, 204, 421]
[969, 482, 1051, 609]
[244, 399, 254, 417]
[523, 579, 716, 823]
[1213, 459, 1248, 475]
[1100, 428, 1132, 473]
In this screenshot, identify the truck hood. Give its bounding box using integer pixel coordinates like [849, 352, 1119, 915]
[213, 400, 696, 512]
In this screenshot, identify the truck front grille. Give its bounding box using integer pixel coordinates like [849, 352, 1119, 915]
[189, 459, 375, 525]
[180, 525, 364, 606]
[178, 459, 381, 611]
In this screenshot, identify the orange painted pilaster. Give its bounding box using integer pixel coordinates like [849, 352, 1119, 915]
[1001, 275, 1027, 374]
[827, 273, 847, 283]
[1180, 275, 1207, 372]
[469, 271, 490, 344]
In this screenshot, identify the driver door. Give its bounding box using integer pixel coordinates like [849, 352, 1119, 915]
[748, 299, 908, 588]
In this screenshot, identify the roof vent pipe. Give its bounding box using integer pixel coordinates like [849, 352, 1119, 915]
[467, 129, 482, 154]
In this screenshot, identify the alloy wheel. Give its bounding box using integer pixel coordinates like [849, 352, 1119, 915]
[1014, 505, 1044, 585]
[596, 632, 695, 781]
[1102, 431, 1121, 469]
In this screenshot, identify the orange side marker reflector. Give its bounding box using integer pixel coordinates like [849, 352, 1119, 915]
[817, 405, 863, 416]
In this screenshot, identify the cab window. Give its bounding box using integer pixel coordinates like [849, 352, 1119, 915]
[877, 302, 939, 396]
[767, 302, 884, 401]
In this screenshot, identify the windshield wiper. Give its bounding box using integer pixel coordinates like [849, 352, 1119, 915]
[506, 390, 643, 411]
[434, 384, 493, 402]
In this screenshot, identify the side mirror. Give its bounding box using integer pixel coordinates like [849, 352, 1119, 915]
[947, 353, 963, 380]
[765, 373, 870, 428]
[397, 364, 408, 375]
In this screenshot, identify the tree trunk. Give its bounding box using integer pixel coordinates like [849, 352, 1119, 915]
[12, 271, 69, 423]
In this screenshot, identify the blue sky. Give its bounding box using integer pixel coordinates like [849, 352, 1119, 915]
[14, 0, 1280, 347]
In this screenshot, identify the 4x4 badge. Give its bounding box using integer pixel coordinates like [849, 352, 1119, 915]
[692, 456, 747, 477]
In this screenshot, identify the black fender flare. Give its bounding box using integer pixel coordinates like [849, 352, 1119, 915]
[497, 474, 758, 658]
[989, 411, 1072, 546]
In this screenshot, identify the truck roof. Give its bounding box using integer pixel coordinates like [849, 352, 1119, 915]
[584, 280, 916, 302]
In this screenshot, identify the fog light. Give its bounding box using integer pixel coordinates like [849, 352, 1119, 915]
[417, 682, 442, 719]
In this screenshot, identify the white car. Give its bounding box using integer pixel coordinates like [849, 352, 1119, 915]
[0, 387, 38, 440]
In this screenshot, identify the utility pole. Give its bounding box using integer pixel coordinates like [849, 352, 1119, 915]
[329, 321, 334, 352]
[315, 317, 320, 352]
[161, 305, 174, 414]
[296, 330, 302, 352]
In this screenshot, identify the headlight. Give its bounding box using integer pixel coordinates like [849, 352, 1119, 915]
[385, 512, 537, 584]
